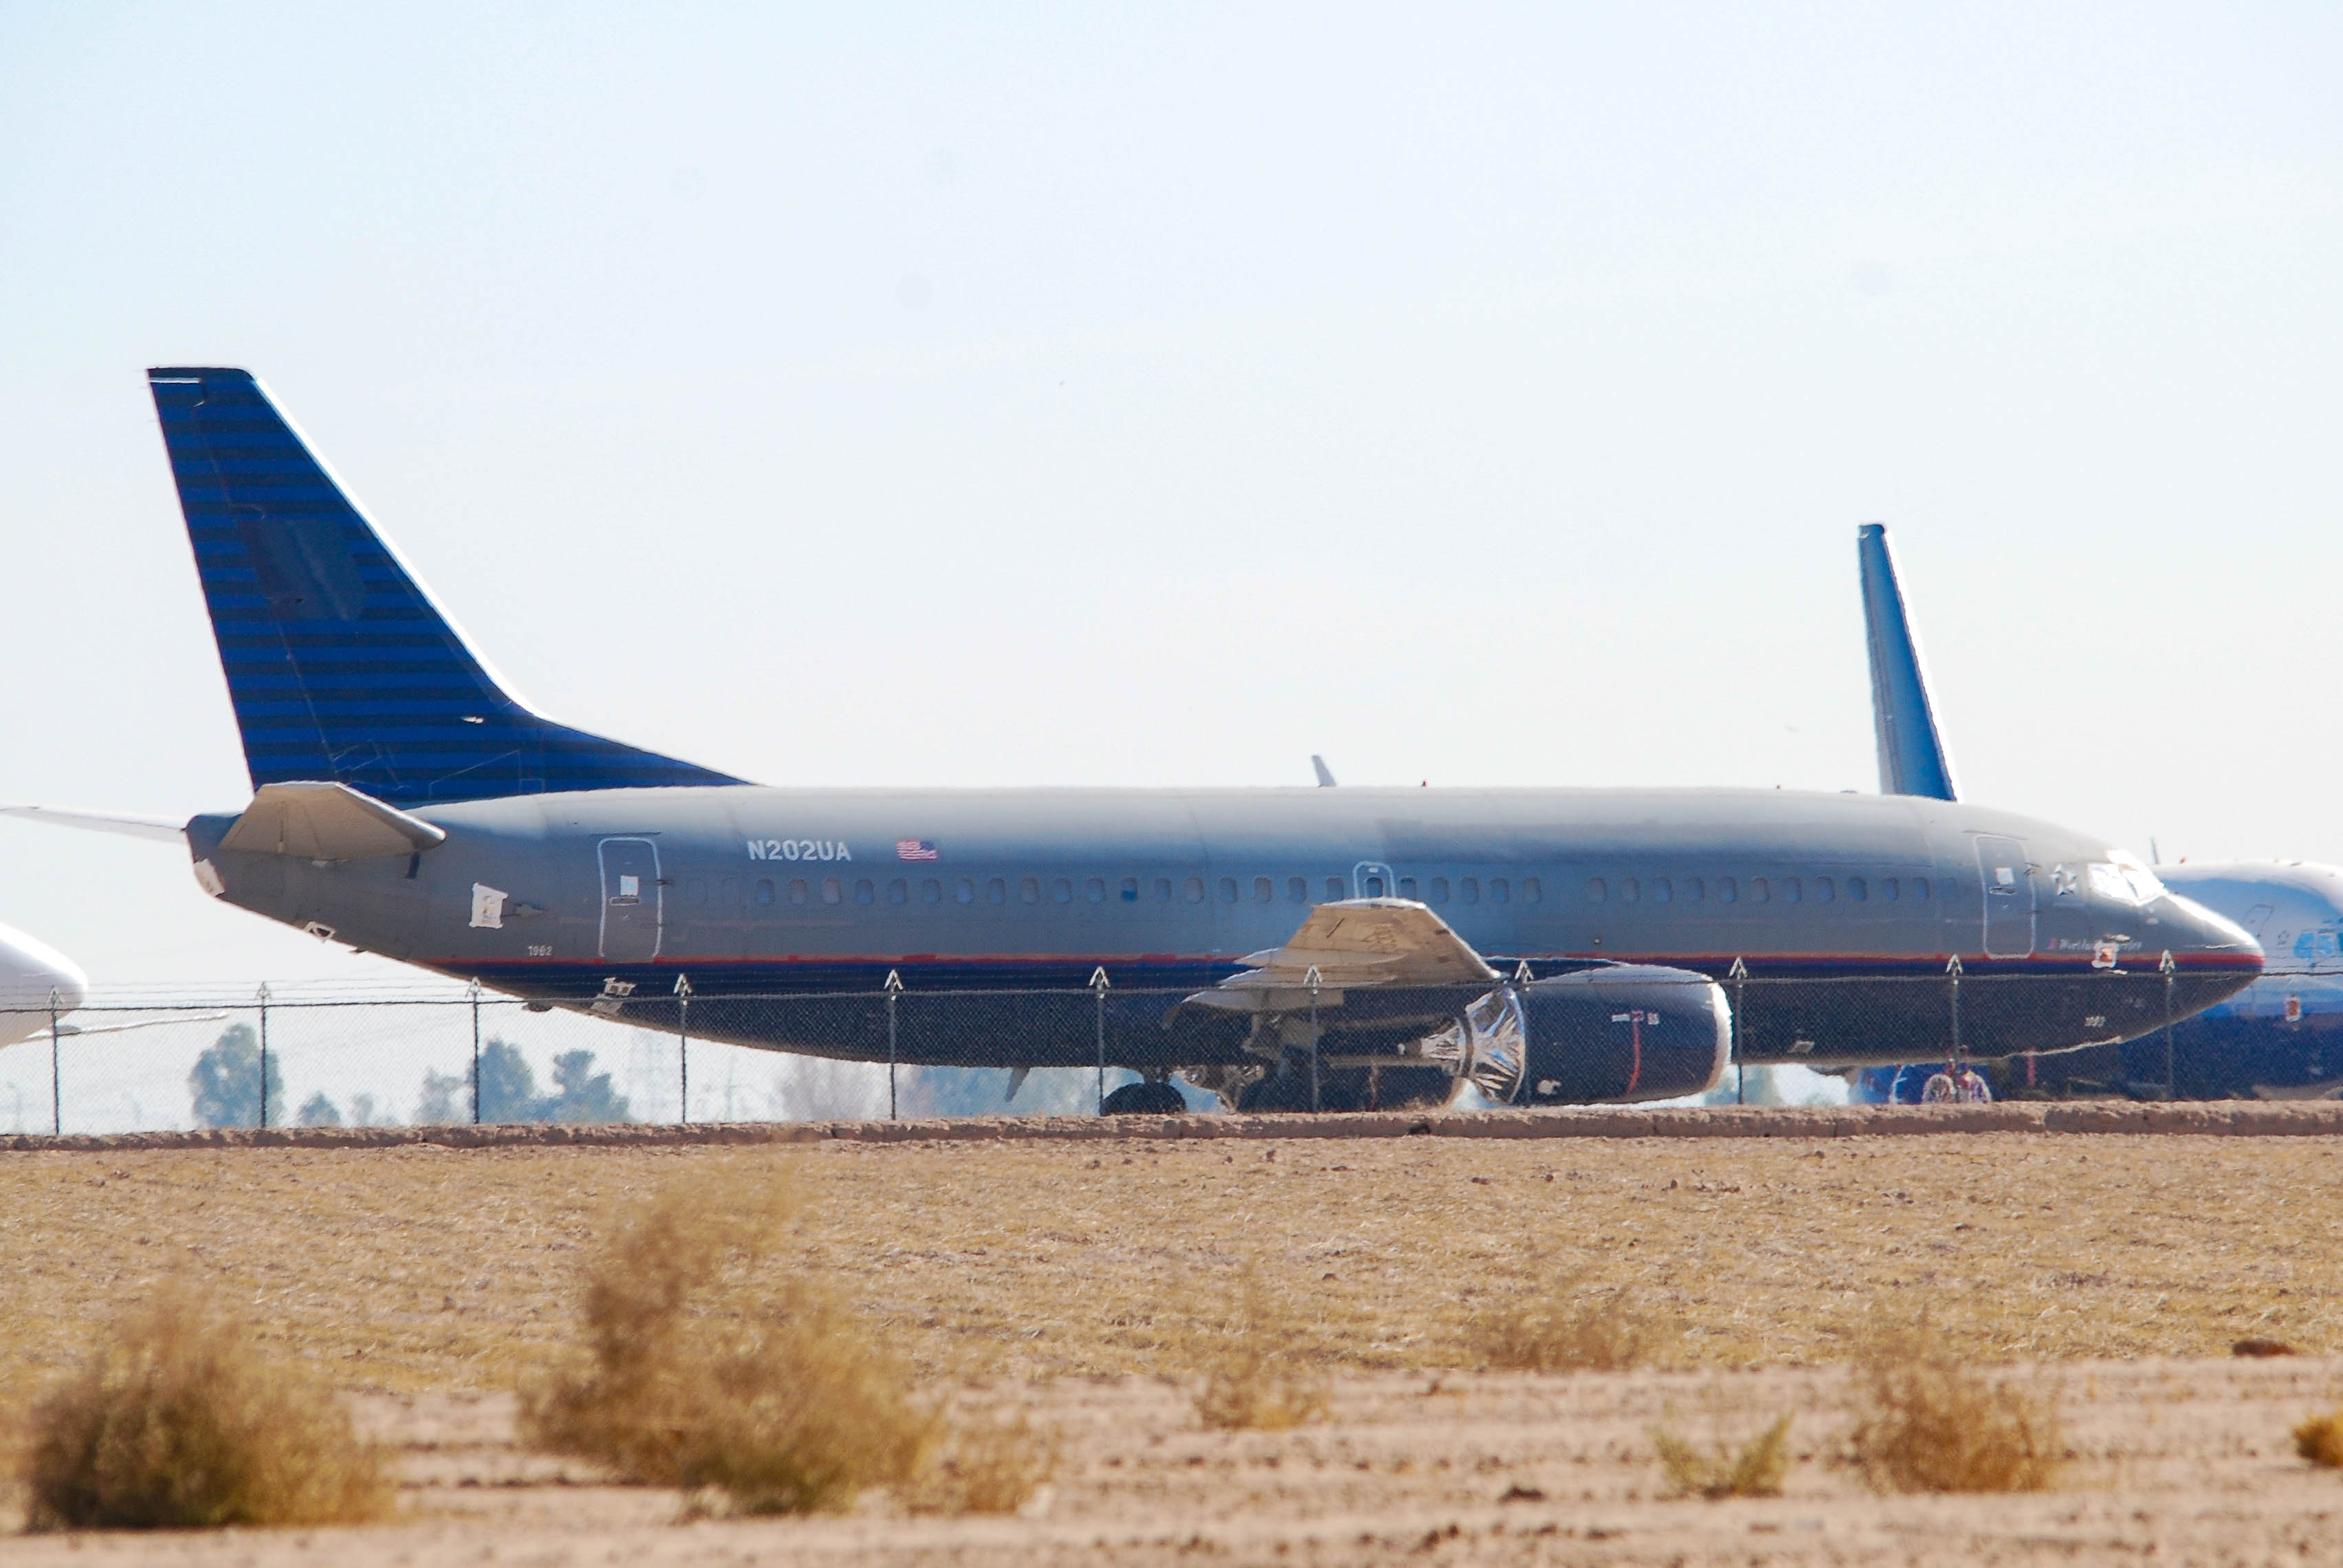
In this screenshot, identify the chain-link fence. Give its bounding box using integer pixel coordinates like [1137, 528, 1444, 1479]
[0, 965, 2318, 1136]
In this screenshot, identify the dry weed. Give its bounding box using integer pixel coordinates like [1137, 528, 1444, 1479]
[1848, 1322, 2062, 1493]
[2292, 1410, 2343, 1468]
[19, 1287, 390, 1531]
[1471, 1273, 1671, 1373]
[904, 1407, 1057, 1514]
[1190, 1268, 1330, 1431]
[1652, 1413, 1794, 1499]
[525, 1163, 935, 1515]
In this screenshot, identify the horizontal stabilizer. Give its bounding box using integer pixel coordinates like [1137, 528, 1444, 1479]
[218, 781, 448, 860]
[0, 805, 187, 843]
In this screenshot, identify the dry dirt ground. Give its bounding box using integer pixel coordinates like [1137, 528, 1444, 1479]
[3, 1133, 2342, 1563]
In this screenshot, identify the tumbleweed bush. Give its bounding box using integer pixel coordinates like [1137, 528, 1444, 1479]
[1653, 1413, 1794, 1499]
[1190, 1267, 1330, 1431]
[20, 1288, 390, 1531]
[1848, 1323, 2062, 1493]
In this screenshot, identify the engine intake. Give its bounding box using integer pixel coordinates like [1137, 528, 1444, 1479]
[1461, 966, 1731, 1105]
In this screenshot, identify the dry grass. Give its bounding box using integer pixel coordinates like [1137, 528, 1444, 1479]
[1848, 1322, 2063, 1493]
[1189, 1268, 1330, 1431]
[2293, 1409, 2343, 1468]
[524, 1163, 935, 1514]
[1471, 1271, 1671, 1373]
[2, 1134, 2342, 1395]
[1653, 1412, 1794, 1499]
[903, 1408, 1057, 1514]
[17, 1288, 390, 1531]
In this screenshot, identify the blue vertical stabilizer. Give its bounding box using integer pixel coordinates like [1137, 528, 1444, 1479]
[148, 368, 746, 805]
[1856, 522, 1958, 802]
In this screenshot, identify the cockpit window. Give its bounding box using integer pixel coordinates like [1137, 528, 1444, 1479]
[2089, 852, 2167, 907]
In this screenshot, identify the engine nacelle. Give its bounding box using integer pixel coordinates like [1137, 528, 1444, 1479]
[1472, 965, 1730, 1105]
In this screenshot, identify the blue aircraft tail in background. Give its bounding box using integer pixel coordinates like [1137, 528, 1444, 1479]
[1856, 522, 1958, 802]
[147, 368, 745, 806]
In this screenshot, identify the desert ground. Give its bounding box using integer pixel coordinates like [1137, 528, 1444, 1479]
[3, 1130, 2342, 1561]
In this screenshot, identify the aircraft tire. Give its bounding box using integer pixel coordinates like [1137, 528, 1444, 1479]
[1101, 1081, 1188, 1116]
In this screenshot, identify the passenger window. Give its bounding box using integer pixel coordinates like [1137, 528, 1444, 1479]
[1751, 877, 1769, 903]
[1455, 876, 1475, 904]
[1054, 878, 1073, 903]
[1586, 877, 1607, 903]
[1917, 879, 1935, 902]
[1522, 877, 1541, 904]
[789, 878, 809, 905]
[1363, 874, 1385, 896]
[1491, 878, 1509, 904]
[855, 878, 874, 905]
[1430, 877, 1451, 903]
[921, 878, 942, 904]
[1684, 877, 1703, 901]
[1815, 876, 1833, 903]
[956, 879, 975, 905]
[1881, 877, 1898, 901]
[1849, 876, 1867, 902]
[987, 878, 1006, 905]
[1287, 876, 1308, 903]
[1398, 876, 1419, 898]
[888, 878, 908, 905]
[1325, 876, 1345, 902]
[1020, 876, 1040, 904]
[1185, 876, 1205, 903]
[1086, 878, 1105, 903]
[1652, 877, 1671, 904]
[1253, 876, 1273, 903]
[1783, 877, 1801, 903]
[1119, 877, 1136, 903]
[754, 878, 776, 906]
[822, 876, 843, 905]
[1718, 876, 1735, 903]
[1218, 876, 1238, 903]
[1620, 877, 1637, 903]
[1154, 877, 1173, 902]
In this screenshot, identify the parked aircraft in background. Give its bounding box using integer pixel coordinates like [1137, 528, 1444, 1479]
[3, 371, 2263, 1113]
[0, 922, 87, 1048]
[1857, 520, 2340, 1098]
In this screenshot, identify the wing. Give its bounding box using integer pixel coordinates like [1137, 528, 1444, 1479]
[1185, 897, 1498, 1011]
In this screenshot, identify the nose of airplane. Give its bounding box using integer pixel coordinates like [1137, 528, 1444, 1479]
[0, 921, 89, 1016]
[2159, 892, 2265, 1009]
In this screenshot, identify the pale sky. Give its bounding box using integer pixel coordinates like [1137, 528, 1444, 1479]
[1, 3, 2338, 990]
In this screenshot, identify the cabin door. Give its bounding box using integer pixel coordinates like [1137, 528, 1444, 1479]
[598, 837, 663, 962]
[1974, 835, 2035, 958]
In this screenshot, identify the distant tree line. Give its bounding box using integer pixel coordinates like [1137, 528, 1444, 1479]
[187, 1026, 630, 1129]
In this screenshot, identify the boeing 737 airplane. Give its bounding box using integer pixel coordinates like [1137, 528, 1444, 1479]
[1858, 520, 2340, 1098]
[5, 371, 2263, 1112]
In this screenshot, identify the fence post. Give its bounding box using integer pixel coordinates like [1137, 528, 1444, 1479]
[1090, 967, 1111, 1114]
[883, 969, 903, 1120]
[1727, 958, 1747, 1105]
[1944, 955, 1963, 1068]
[48, 987, 61, 1136]
[674, 973, 693, 1125]
[256, 983, 271, 1129]
[2160, 950, 2176, 1100]
[1306, 964, 1323, 1113]
[468, 978, 483, 1125]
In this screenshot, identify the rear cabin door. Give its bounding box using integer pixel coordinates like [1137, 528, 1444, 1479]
[1353, 861, 1396, 899]
[1974, 835, 2035, 958]
[598, 837, 663, 962]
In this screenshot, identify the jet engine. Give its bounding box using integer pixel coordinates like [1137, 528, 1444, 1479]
[1436, 965, 1731, 1105]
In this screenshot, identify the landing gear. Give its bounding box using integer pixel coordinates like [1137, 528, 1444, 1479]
[1100, 1079, 1189, 1116]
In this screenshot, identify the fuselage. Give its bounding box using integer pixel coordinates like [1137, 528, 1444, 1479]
[186, 782, 2259, 1072]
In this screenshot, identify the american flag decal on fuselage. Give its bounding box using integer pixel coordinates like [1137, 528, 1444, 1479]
[896, 839, 940, 861]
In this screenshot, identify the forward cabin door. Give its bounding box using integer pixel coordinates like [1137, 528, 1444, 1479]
[1974, 835, 2035, 958]
[598, 837, 663, 962]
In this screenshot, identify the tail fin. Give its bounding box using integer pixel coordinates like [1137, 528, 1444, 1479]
[148, 368, 744, 806]
[1856, 522, 1958, 802]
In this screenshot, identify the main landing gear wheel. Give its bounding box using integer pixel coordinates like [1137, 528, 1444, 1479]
[1101, 1081, 1189, 1116]
[1236, 1075, 1316, 1114]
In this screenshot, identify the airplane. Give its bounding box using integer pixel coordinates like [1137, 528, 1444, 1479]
[0, 921, 88, 1049]
[3, 368, 2263, 1114]
[1858, 520, 2342, 1098]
